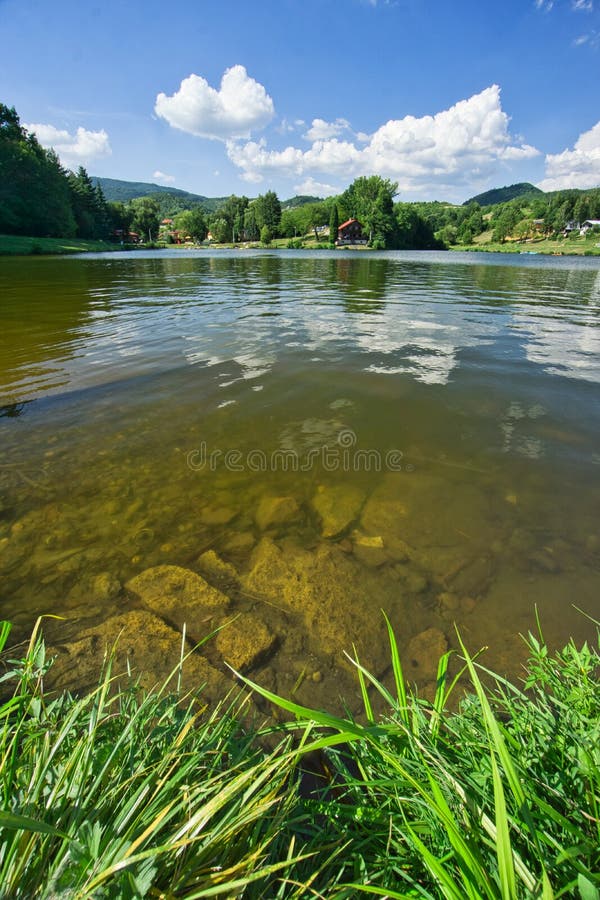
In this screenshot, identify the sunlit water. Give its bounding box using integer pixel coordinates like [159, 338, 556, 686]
[1, 250, 599, 707]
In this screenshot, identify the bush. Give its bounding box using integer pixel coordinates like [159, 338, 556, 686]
[260, 225, 272, 245]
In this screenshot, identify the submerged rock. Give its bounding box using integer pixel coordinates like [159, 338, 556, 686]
[197, 550, 239, 590]
[200, 506, 238, 526]
[360, 472, 497, 578]
[45, 609, 230, 701]
[126, 564, 230, 640]
[241, 536, 394, 674]
[406, 628, 448, 682]
[255, 495, 301, 532]
[312, 484, 366, 538]
[449, 555, 494, 596]
[222, 531, 256, 554]
[215, 613, 276, 673]
[351, 531, 388, 568]
[91, 572, 122, 602]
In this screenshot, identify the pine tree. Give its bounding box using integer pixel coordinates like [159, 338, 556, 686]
[329, 204, 339, 244]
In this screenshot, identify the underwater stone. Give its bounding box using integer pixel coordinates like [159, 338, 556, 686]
[200, 506, 238, 526]
[312, 484, 366, 538]
[222, 531, 255, 554]
[197, 550, 239, 590]
[352, 531, 387, 568]
[90, 572, 122, 602]
[45, 609, 231, 701]
[255, 495, 301, 532]
[125, 566, 230, 617]
[215, 612, 276, 672]
[406, 628, 448, 681]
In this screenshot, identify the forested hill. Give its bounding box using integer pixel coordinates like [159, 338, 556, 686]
[464, 182, 542, 207]
[93, 178, 322, 212]
[92, 177, 221, 207]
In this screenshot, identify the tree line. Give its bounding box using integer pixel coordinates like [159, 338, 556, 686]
[414, 188, 600, 246]
[3, 101, 598, 250]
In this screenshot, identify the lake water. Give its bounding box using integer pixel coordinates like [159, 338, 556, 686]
[1, 249, 599, 708]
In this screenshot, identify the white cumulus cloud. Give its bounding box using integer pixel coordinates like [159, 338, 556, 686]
[304, 117, 352, 141]
[227, 85, 539, 197]
[25, 123, 111, 166]
[293, 176, 339, 197]
[155, 65, 274, 141]
[153, 170, 175, 183]
[539, 120, 600, 190]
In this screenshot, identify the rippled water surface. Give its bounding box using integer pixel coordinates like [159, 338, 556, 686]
[1, 250, 599, 706]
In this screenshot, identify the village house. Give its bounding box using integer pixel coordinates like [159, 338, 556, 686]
[336, 218, 367, 245]
[112, 229, 140, 244]
[580, 219, 600, 235]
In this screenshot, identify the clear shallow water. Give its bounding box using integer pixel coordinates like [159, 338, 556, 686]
[1, 250, 599, 705]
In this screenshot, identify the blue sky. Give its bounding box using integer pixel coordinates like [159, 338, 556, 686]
[2, 0, 599, 201]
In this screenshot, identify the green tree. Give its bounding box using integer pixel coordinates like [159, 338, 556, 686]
[260, 224, 272, 245]
[243, 205, 260, 241]
[130, 197, 161, 242]
[173, 207, 208, 241]
[491, 204, 522, 243]
[210, 217, 230, 243]
[216, 195, 249, 242]
[107, 201, 134, 241]
[68, 167, 108, 238]
[329, 204, 339, 244]
[341, 176, 398, 246]
[0, 104, 76, 237]
[254, 191, 282, 235]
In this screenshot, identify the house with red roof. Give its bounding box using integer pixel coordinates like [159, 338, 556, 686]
[336, 218, 367, 245]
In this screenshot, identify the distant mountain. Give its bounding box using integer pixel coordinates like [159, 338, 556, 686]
[281, 195, 323, 209]
[92, 177, 234, 215]
[92, 177, 211, 204]
[464, 183, 543, 207]
[92, 178, 323, 214]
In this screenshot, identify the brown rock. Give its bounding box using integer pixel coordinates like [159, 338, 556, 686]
[406, 628, 448, 681]
[352, 531, 388, 568]
[222, 531, 256, 554]
[45, 610, 230, 701]
[312, 484, 366, 538]
[215, 613, 276, 672]
[438, 591, 460, 612]
[242, 538, 391, 676]
[255, 495, 301, 531]
[200, 506, 237, 526]
[126, 564, 230, 640]
[449, 555, 494, 596]
[197, 550, 239, 590]
[91, 572, 122, 602]
[528, 550, 560, 574]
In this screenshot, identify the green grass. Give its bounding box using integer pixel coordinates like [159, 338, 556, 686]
[0, 234, 118, 256]
[452, 231, 600, 256]
[0, 615, 598, 898]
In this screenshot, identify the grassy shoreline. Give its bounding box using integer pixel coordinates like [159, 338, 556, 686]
[455, 233, 600, 257]
[0, 234, 118, 256]
[0, 617, 598, 898]
[2, 232, 600, 258]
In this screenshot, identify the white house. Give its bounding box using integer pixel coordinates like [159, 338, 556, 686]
[580, 219, 600, 235]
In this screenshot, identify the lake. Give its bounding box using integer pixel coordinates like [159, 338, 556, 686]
[1, 249, 599, 709]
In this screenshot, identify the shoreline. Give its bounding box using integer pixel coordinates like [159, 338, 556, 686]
[2, 232, 600, 258]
